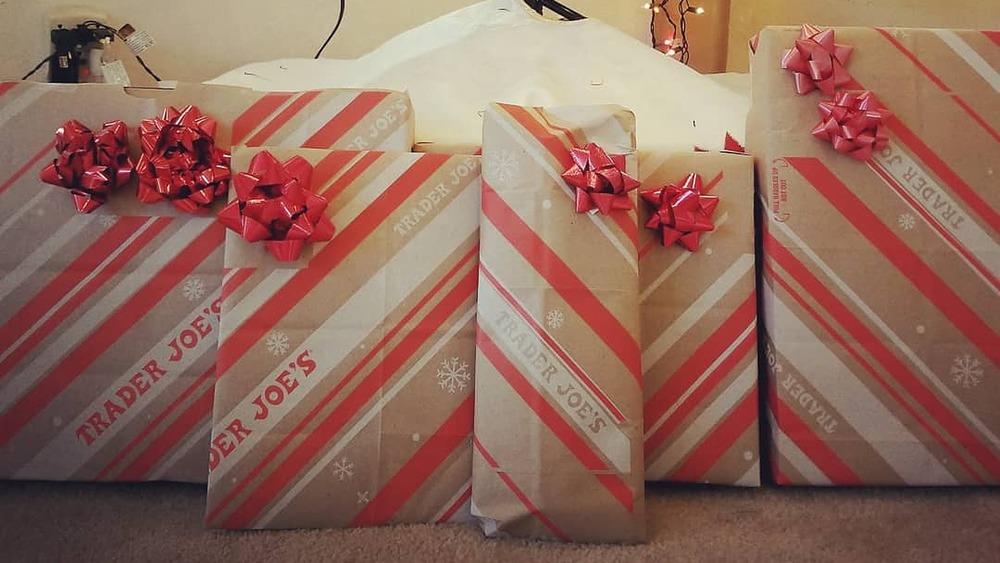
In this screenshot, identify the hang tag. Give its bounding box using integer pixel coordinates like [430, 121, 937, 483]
[118, 24, 155, 55]
[101, 60, 131, 86]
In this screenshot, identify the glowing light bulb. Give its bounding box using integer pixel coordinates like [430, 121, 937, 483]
[666, 49, 677, 56]
[694, 6, 705, 14]
[653, 5, 660, 13]
[643, 2, 651, 9]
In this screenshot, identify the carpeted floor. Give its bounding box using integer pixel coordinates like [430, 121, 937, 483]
[1, 481, 998, 562]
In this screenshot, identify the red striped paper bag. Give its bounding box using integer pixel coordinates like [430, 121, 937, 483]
[0, 82, 414, 483]
[749, 27, 1000, 485]
[638, 152, 759, 486]
[474, 103, 645, 542]
[205, 148, 480, 529]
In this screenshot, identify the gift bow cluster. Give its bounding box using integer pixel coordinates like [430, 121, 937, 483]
[561, 143, 641, 214]
[39, 120, 133, 213]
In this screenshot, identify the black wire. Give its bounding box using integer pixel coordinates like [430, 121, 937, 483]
[314, 0, 347, 59]
[22, 54, 53, 80]
[134, 55, 162, 82]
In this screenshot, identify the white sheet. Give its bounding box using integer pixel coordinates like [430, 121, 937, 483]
[208, 0, 749, 154]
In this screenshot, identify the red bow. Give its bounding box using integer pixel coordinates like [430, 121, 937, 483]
[640, 173, 719, 251]
[780, 24, 854, 96]
[39, 120, 133, 213]
[561, 143, 640, 214]
[812, 90, 891, 161]
[218, 151, 336, 262]
[135, 105, 231, 213]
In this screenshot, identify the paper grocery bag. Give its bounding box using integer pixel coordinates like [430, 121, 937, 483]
[0, 82, 414, 483]
[473, 103, 645, 542]
[205, 147, 480, 529]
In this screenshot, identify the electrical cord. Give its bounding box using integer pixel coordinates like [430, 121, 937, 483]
[21, 54, 54, 80]
[314, 0, 347, 58]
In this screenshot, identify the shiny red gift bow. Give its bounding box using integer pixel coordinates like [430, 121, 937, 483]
[561, 143, 640, 214]
[780, 23, 855, 96]
[640, 172, 719, 252]
[39, 120, 134, 213]
[812, 90, 891, 161]
[218, 150, 336, 262]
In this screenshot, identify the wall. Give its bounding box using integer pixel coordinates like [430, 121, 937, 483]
[0, 0, 653, 82]
[727, 0, 1000, 71]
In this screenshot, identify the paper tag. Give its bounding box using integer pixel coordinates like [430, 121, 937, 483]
[101, 60, 131, 86]
[123, 29, 155, 55]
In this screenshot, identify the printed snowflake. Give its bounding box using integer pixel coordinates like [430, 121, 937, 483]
[545, 309, 565, 330]
[436, 357, 471, 394]
[897, 213, 916, 231]
[357, 490, 370, 505]
[951, 354, 984, 389]
[265, 331, 290, 357]
[332, 457, 354, 481]
[182, 277, 206, 301]
[485, 150, 519, 184]
[96, 214, 118, 228]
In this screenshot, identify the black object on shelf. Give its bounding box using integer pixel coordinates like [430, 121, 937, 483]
[524, 0, 585, 21]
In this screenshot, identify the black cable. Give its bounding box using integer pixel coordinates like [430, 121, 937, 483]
[134, 55, 162, 82]
[22, 54, 54, 80]
[314, 0, 347, 59]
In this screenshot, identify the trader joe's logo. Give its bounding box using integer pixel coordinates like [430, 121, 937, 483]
[770, 158, 791, 222]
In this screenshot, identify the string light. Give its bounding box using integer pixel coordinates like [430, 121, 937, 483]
[642, 0, 707, 65]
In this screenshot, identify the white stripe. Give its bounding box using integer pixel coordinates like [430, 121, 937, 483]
[239, 93, 303, 144]
[644, 362, 755, 480]
[209, 178, 480, 483]
[15, 298, 219, 479]
[430, 480, 473, 523]
[0, 215, 90, 303]
[641, 253, 754, 371]
[257, 305, 476, 528]
[770, 411, 832, 485]
[734, 461, 761, 487]
[0, 219, 212, 412]
[0, 217, 159, 367]
[492, 110, 638, 273]
[644, 323, 755, 442]
[931, 30, 1000, 92]
[766, 283, 957, 485]
[767, 210, 1000, 447]
[273, 92, 355, 147]
[0, 190, 51, 240]
[377, 122, 414, 152]
[148, 422, 211, 481]
[638, 213, 731, 303]
[0, 84, 46, 131]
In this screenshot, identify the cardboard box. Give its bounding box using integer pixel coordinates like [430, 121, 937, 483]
[474, 103, 645, 542]
[638, 152, 759, 486]
[749, 27, 1000, 485]
[0, 82, 414, 482]
[205, 148, 480, 529]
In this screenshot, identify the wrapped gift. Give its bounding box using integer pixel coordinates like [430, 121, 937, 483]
[749, 26, 1000, 485]
[0, 82, 414, 482]
[638, 152, 759, 486]
[205, 148, 480, 529]
[474, 103, 645, 542]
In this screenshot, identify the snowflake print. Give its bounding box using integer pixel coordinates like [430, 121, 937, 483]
[485, 150, 519, 184]
[545, 309, 565, 330]
[332, 457, 354, 481]
[897, 213, 916, 231]
[951, 354, 984, 389]
[436, 357, 471, 394]
[182, 277, 206, 301]
[357, 490, 370, 505]
[96, 214, 118, 228]
[265, 331, 290, 357]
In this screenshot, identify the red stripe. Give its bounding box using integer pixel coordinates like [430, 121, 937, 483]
[480, 264, 626, 423]
[216, 266, 478, 529]
[0, 82, 18, 98]
[0, 142, 55, 196]
[319, 151, 384, 202]
[220, 268, 257, 302]
[244, 91, 322, 147]
[473, 437, 569, 541]
[788, 157, 1000, 367]
[215, 153, 452, 377]
[351, 396, 473, 526]
[949, 95, 1000, 144]
[302, 91, 390, 149]
[231, 93, 295, 145]
[0, 217, 173, 382]
[499, 104, 572, 169]
[668, 389, 758, 482]
[116, 382, 215, 481]
[643, 317, 756, 459]
[0, 222, 224, 447]
[643, 292, 756, 431]
[482, 180, 641, 382]
[868, 162, 999, 291]
[208, 243, 476, 523]
[766, 231, 1000, 481]
[638, 171, 725, 260]
[436, 486, 472, 524]
[310, 151, 361, 194]
[772, 390, 862, 485]
[477, 328, 635, 512]
[984, 31, 1000, 47]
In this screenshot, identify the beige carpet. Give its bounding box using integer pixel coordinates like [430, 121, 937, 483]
[2, 481, 998, 562]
